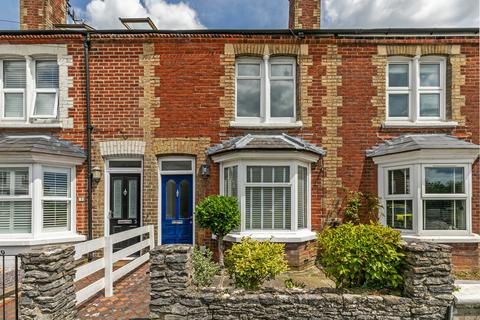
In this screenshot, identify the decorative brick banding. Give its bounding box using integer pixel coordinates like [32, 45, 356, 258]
[321, 45, 343, 213]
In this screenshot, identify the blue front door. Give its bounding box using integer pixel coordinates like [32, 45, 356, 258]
[161, 174, 193, 244]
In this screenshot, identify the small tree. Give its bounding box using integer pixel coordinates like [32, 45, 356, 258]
[195, 195, 240, 267]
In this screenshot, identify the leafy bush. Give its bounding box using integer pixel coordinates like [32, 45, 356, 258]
[284, 278, 306, 289]
[192, 247, 219, 287]
[225, 238, 288, 290]
[195, 195, 240, 267]
[342, 189, 382, 224]
[317, 222, 405, 289]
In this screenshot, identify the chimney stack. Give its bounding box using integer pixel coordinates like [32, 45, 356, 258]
[288, 0, 321, 29]
[20, 0, 67, 30]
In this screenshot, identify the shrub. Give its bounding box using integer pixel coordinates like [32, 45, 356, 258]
[192, 247, 220, 287]
[195, 195, 240, 267]
[225, 238, 288, 290]
[284, 278, 306, 289]
[317, 222, 404, 289]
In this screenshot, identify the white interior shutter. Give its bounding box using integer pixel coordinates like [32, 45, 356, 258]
[43, 171, 69, 197]
[34, 60, 58, 117]
[43, 200, 69, 230]
[43, 170, 70, 230]
[4, 61, 26, 88]
[297, 166, 307, 229]
[35, 61, 59, 88]
[0, 168, 32, 234]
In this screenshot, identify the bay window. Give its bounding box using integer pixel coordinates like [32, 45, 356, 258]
[379, 162, 472, 237]
[0, 164, 75, 238]
[221, 160, 312, 239]
[387, 56, 446, 124]
[235, 56, 296, 125]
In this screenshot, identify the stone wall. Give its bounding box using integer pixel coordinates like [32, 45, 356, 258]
[19, 245, 77, 320]
[150, 243, 454, 320]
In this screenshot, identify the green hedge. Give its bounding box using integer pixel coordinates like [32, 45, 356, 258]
[317, 222, 405, 289]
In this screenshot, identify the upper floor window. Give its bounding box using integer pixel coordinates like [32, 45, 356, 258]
[235, 56, 296, 125]
[387, 56, 445, 123]
[0, 58, 59, 123]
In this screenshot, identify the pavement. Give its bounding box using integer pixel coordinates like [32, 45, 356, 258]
[454, 280, 480, 305]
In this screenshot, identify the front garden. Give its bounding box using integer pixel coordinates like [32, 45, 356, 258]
[193, 194, 406, 293]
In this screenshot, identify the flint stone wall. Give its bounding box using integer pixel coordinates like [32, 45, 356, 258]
[19, 245, 77, 320]
[150, 243, 455, 320]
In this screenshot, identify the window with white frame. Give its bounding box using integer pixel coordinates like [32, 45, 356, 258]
[222, 162, 310, 233]
[1, 58, 59, 123]
[0, 167, 31, 234]
[42, 168, 71, 231]
[380, 163, 471, 235]
[387, 56, 445, 123]
[0, 164, 75, 236]
[235, 56, 296, 124]
[385, 167, 413, 230]
[423, 166, 467, 231]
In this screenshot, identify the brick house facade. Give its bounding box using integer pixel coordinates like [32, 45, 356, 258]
[0, 0, 478, 271]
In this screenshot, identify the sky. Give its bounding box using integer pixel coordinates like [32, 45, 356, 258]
[0, 0, 478, 30]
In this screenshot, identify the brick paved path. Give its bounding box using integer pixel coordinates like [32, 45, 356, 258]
[77, 263, 150, 320]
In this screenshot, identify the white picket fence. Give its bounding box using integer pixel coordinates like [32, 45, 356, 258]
[74, 225, 155, 306]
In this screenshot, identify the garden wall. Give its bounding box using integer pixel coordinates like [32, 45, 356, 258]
[150, 243, 455, 320]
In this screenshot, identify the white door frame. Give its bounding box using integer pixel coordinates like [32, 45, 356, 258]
[157, 156, 196, 245]
[103, 158, 144, 237]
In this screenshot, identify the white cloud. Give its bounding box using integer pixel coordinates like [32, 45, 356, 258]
[323, 0, 479, 28]
[84, 0, 205, 29]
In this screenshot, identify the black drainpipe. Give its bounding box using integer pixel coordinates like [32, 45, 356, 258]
[83, 33, 93, 240]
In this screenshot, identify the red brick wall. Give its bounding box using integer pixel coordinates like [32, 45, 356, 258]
[0, 33, 478, 269]
[20, 0, 67, 30]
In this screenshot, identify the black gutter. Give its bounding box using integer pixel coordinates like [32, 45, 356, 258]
[83, 33, 93, 241]
[0, 27, 478, 36]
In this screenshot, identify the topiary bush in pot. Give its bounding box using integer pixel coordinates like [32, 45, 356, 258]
[317, 222, 405, 289]
[224, 237, 288, 290]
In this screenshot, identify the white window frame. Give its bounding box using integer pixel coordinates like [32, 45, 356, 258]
[383, 165, 416, 232]
[220, 159, 312, 235]
[0, 163, 77, 240]
[0, 56, 59, 124]
[41, 166, 72, 232]
[234, 56, 297, 125]
[386, 56, 446, 124]
[31, 59, 59, 119]
[0, 165, 33, 236]
[378, 156, 473, 238]
[0, 59, 28, 121]
[420, 164, 470, 235]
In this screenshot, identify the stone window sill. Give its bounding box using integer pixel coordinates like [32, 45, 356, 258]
[402, 234, 480, 243]
[382, 121, 458, 128]
[0, 123, 62, 128]
[224, 229, 316, 243]
[0, 233, 86, 247]
[230, 121, 303, 129]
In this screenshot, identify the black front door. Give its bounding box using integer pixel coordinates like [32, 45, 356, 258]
[109, 173, 141, 251]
